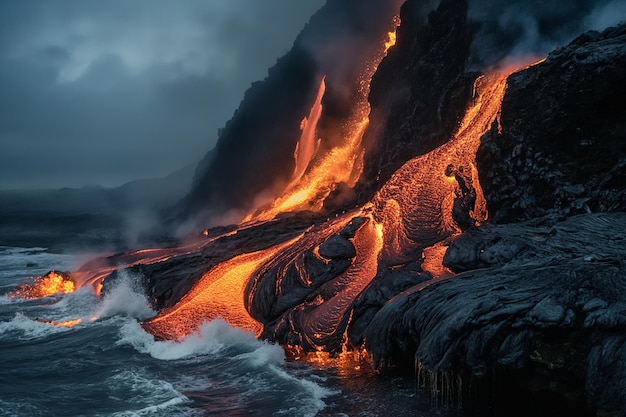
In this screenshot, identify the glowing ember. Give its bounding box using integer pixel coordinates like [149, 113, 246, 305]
[141, 237, 302, 340]
[42, 316, 98, 328]
[9, 271, 75, 299]
[384, 15, 401, 52]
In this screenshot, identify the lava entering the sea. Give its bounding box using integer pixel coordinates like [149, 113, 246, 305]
[10, 3, 545, 361]
[9, 270, 75, 299]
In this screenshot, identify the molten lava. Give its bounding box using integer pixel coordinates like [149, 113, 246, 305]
[141, 237, 301, 340]
[372, 68, 513, 267]
[289, 76, 325, 189]
[248, 16, 401, 222]
[9, 271, 75, 299]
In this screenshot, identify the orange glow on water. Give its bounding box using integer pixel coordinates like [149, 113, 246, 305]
[287, 344, 372, 376]
[41, 315, 98, 329]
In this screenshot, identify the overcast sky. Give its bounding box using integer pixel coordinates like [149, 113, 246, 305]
[0, 0, 325, 190]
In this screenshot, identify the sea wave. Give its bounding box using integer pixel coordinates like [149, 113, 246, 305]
[0, 312, 70, 340]
[95, 272, 155, 320]
[117, 319, 283, 362]
[106, 370, 198, 417]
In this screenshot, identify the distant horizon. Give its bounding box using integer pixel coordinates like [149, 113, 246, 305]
[0, 159, 198, 192]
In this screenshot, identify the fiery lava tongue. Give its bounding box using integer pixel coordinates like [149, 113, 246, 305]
[373, 68, 514, 266]
[141, 237, 301, 340]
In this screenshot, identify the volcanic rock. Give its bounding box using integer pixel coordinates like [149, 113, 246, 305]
[364, 213, 626, 415]
[355, 0, 478, 204]
[98, 5, 626, 417]
[477, 24, 626, 223]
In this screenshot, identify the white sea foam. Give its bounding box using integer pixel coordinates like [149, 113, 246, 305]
[117, 319, 285, 363]
[95, 272, 155, 320]
[0, 312, 68, 340]
[107, 370, 198, 417]
[270, 364, 338, 417]
[110, 397, 196, 417]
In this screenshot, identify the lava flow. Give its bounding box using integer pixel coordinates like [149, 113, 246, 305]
[372, 68, 513, 267]
[248, 17, 401, 222]
[141, 237, 302, 340]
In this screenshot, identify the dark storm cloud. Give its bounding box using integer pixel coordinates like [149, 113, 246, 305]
[0, 0, 325, 189]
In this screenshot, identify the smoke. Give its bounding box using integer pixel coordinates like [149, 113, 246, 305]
[467, 0, 626, 68]
[585, 0, 626, 31]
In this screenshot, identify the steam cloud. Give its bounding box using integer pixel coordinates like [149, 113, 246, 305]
[466, 0, 626, 67]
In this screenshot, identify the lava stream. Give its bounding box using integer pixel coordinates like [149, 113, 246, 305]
[141, 237, 302, 340]
[248, 17, 401, 222]
[373, 68, 513, 266]
[295, 213, 383, 350]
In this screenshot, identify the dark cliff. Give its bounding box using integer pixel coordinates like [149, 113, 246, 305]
[363, 23, 626, 416]
[356, 0, 477, 203]
[478, 24, 626, 222]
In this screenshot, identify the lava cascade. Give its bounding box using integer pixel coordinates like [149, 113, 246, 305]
[241, 65, 523, 352]
[247, 17, 401, 222]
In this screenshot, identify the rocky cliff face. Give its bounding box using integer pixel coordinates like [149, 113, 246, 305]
[355, 0, 477, 203]
[359, 23, 626, 415]
[179, 0, 402, 226]
[478, 24, 626, 223]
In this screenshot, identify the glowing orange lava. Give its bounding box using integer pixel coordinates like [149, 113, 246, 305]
[141, 237, 302, 340]
[248, 15, 401, 222]
[295, 212, 383, 350]
[384, 15, 401, 52]
[373, 63, 532, 268]
[9, 271, 75, 299]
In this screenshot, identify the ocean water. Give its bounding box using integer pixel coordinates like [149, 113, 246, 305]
[0, 245, 444, 417]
